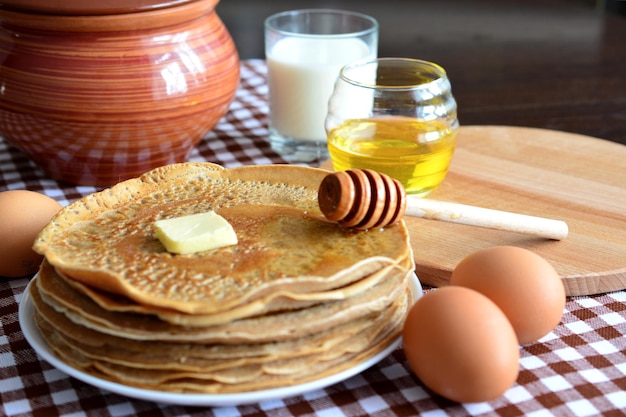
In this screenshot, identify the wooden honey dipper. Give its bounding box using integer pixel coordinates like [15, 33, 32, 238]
[318, 169, 569, 240]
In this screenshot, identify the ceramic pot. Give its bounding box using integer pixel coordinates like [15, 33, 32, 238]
[0, 0, 239, 186]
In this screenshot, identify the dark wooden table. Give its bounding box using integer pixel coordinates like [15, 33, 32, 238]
[217, 0, 626, 145]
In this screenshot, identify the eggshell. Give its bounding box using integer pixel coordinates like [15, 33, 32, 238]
[450, 246, 566, 345]
[0, 190, 62, 277]
[402, 286, 519, 403]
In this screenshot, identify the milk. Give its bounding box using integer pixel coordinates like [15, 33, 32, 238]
[267, 37, 373, 142]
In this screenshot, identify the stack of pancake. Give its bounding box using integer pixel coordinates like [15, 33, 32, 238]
[30, 162, 415, 394]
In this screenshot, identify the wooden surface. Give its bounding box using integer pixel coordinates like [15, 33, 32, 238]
[323, 126, 626, 296]
[217, 0, 626, 146]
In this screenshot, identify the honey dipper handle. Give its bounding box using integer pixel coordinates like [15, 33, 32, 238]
[406, 196, 569, 240]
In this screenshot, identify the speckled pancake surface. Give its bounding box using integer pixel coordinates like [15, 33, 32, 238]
[34, 163, 412, 314]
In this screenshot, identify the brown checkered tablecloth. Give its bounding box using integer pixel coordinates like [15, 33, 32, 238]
[1, 60, 625, 417]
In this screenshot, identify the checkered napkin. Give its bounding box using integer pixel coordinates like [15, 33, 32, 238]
[1, 60, 625, 416]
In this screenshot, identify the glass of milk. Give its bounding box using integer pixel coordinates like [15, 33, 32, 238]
[265, 9, 378, 163]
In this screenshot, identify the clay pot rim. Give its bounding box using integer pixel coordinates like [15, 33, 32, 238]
[0, 0, 199, 16]
[0, 0, 219, 31]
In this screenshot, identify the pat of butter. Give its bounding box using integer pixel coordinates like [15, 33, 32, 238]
[154, 211, 238, 254]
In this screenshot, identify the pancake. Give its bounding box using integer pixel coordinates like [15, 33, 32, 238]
[33, 297, 396, 372]
[34, 163, 413, 314]
[33, 293, 386, 364]
[34, 288, 411, 393]
[57, 267, 324, 326]
[30, 162, 417, 394]
[33, 262, 410, 343]
[53, 254, 412, 326]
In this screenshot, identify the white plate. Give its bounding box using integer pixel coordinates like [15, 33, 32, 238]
[19, 274, 422, 407]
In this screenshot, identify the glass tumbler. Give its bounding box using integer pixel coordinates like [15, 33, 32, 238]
[265, 9, 378, 163]
[325, 58, 458, 196]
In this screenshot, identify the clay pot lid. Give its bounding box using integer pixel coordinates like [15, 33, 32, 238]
[0, 0, 197, 15]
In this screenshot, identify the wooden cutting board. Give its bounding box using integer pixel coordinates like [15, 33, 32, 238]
[321, 125, 626, 296]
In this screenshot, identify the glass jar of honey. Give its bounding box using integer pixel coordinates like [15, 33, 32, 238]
[325, 57, 458, 196]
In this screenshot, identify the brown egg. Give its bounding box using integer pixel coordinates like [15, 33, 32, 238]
[403, 286, 519, 403]
[0, 190, 62, 277]
[450, 246, 566, 345]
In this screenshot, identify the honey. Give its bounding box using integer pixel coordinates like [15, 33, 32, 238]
[327, 117, 457, 196]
